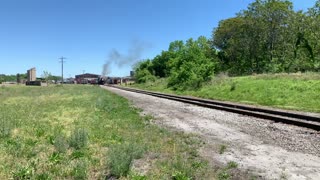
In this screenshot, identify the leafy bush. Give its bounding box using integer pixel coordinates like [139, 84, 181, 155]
[134, 60, 157, 83]
[167, 37, 216, 90]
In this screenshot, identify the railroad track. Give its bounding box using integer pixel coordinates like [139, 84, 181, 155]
[105, 85, 320, 131]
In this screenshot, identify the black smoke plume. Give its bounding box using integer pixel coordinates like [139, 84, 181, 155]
[101, 39, 151, 77]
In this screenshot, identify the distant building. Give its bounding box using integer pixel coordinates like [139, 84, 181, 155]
[75, 73, 100, 84]
[26, 67, 44, 86]
[27, 68, 36, 81]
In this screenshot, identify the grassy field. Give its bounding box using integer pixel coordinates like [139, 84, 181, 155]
[0, 85, 214, 179]
[130, 73, 320, 113]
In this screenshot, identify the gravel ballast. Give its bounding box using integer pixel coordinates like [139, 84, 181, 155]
[102, 86, 320, 180]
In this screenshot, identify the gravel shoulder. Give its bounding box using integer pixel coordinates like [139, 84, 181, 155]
[101, 86, 320, 180]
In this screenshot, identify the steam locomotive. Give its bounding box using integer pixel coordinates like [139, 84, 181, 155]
[98, 76, 106, 85]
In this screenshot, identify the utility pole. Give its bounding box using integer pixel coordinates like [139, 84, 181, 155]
[59, 56, 66, 84]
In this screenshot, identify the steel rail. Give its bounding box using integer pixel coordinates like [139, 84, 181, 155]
[105, 85, 320, 131]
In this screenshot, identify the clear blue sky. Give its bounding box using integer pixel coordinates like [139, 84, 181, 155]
[0, 0, 316, 78]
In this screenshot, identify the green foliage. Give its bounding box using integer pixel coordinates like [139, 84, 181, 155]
[70, 150, 86, 159]
[12, 165, 34, 179]
[35, 173, 51, 179]
[172, 171, 191, 180]
[107, 142, 145, 177]
[219, 145, 227, 154]
[227, 161, 238, 169]
[217, 161, 238, 180]
[35, 127, 45, 137]
[169, 157, 194, 180]
[49, 152, 63, 164]
[54, 135, 69, 153]
[0, 74, 25, 83]
[152, 51, 174, 78]
[129, 173, 147, 180]
[212, 0, 320, 75]
[71, 160, 88, 179]
[217, 170, 231, 180]
[0, 119, 13, 138]
[134, 60, 156, 83]
[134, 37, 216, 90]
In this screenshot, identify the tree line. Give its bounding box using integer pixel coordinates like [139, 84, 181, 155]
[0, 72, 61, 84]
[0, 74, 25, 83]
[134, 0, 320, 90]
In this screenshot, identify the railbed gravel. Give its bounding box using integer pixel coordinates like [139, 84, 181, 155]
[102, 86, 320, 180]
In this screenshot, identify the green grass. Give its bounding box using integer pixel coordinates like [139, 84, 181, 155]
[217, 161, 239, 180]
[0, 85, 212, 179]
[129, 73, 320, 113]
[219, 144, 227, 154]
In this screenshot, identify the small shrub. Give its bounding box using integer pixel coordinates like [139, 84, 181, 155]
[54, 135, 68, 153]
[69, 128, 88, 150]
[107, 142, 145, 177]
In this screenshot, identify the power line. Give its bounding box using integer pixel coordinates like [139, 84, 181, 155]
[59, 56, 66, 84]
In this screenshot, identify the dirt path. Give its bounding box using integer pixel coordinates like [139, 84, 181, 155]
[102, 86, 320, 180]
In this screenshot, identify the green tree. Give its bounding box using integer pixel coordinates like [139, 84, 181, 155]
[306, 0, 320, 70]
[168, 36, 216, 90]
[134, 60, 156, 83]
[152, 51, 171, 78]
[213, 0, 298, 74]
[213, 17, 255, 75]
[42, 71, 52, 84]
